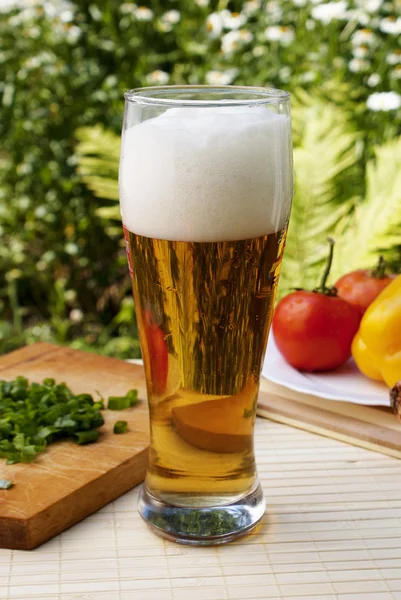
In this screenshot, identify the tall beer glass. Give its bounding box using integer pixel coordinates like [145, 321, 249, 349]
[119, 86, 293, 544]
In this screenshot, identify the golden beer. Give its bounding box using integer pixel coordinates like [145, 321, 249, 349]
[127, 228, 287, 503]
[119, 86, 293, 543]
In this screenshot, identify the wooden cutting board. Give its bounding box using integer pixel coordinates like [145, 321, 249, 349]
[258, 378, 401, 459]
[0, 343, 150, 550]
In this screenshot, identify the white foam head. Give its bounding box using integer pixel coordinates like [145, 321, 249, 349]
[119, 105, 292, 242]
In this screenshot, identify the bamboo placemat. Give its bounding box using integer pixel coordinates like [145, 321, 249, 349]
[1, 417, 401, 599]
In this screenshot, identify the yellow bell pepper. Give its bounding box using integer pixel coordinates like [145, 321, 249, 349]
[352, 274, 401, 388]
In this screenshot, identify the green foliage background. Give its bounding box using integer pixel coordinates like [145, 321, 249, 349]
[0, 0, 400, 357]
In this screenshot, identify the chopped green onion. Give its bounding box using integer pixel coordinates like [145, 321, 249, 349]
[0, 377, 138, 463]
[113, 421, 128, 434]
[127, 389, 138, 406]
[0, 377, 105, 463]
[0, 479, 13, 490]
[108, 396, 131, 410]
[108, 390, 138, 410]
[72, 430, 100, 445]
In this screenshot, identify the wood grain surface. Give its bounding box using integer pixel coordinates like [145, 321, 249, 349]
[258, 377, 401, 459]
[0, 343, 150, 550]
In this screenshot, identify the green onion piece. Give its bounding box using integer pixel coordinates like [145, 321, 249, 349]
[0, 479, 13, 490]
[113, 421, 128, 434]
[20, 445, 37, 463]
[35, 426, 56, 440]
[127, 389, 138, 406]
[43, 378, 55, 387]
[107, 396, 131, 410]
[72, 430, 100, 445]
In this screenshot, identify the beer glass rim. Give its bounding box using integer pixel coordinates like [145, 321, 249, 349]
[124, 85, 289, 107]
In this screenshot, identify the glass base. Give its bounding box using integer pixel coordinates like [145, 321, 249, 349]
[138, 482, 265, 546]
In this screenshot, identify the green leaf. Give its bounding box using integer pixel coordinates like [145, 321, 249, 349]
[331, 136, 401, 279]
[95, 206, 121, 220]
[75, 126, 120, 212]
[279, 93, 358, 296]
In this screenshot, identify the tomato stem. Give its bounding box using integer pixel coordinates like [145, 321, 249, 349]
[314, 238, 337, 296]
[371, 255, 386, 279]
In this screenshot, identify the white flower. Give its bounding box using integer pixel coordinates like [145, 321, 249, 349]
[391, 66, 401, 80]
[351, 28, 376, 46]
[239, 29, 253, 43]
[195, 0, 209, 6]
[24, 56, 41, 69]
[104, 75, 118, 88]
[65, 242, 79, 255]
[356, 0, 382, 11]
[206, 12, 223, 37]
[162, 9, 180, 24]
[221, 29, 253, 54]
[69, 309, 83, 324]
[146, 70, 169, 85]
[265, 1, 283, 23]
[252, 45, 265, 57]
[367, 91, 401, 111]
[299, 71, 317, 83]
[265, 25, 295, 46]
[306, 19, 316, 30]
[349, 58, 370, 72]
[205, 68, 239, 85]
[0, 0, 26, 12]
[353, 45, 369, 58]
[88, 4, 102, 20]
[312, 1, 348, 24]
[27, 26, 40, 38]
[387, 51, 401, 65]
[35, 205, 47, 218]
[221, 30, 241, 53]
[279, 67, 291, 82]
[66, 25, 81, 43]
[380, 17, 401, 34]
[367, 73, 381, 87]
[120, 3, 138, 14]
[243, 0, 261, 15]
[220, 10, 247, 30]
[293, 0, 308, 5]
[346, 9, 369, 26]
[157, 21, 172, 32]
[333, 56, 345, 68]
[134, 6, 153, 21]
[60, 9, 74, 22]
[65, 290, 77, 303]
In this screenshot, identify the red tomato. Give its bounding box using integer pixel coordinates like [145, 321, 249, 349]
[143, 310, 168, 395]
[335, 269, 396, 316]
[272, 290, 361, 372]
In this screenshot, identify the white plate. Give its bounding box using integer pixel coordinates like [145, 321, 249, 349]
[262, 335, 389, 407]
